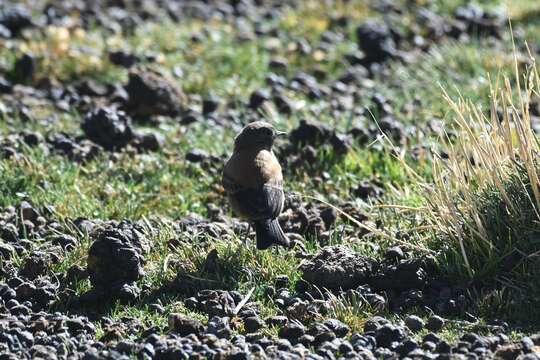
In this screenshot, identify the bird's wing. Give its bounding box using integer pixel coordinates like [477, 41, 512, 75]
[224, 175, 284, 221]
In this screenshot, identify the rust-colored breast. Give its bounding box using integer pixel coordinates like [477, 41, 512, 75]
[223, 149, 282, 190]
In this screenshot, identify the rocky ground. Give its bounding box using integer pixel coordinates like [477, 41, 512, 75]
[1, 0, 540, 359]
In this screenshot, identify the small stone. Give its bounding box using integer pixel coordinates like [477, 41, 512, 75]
[385, 246, 404, 261]
[426, 315, 445, 332]
[169, 314, 205, 336]
[273, 94, 293, 115]
[275, 275, 289, 289]
[202, 96, 220, 115]
[356, 19, 397, 63]
[109, 50, 140, 68]
[322, 319, 350, 337]
[405, 315, 424, 332]
[51, 234, 78, 250]
[299, 245, 373, 290]
[125, 68, 186, 117]
[421, 333, 440, 346]
[249, 89, 271, 109]
[244, 316, 265, 333]
[13, 53, 35, 82]
[20, 201, 39, 223]
[374, 323, 406, 348]
[82, 107, 134, 150]
[186, 149, 209, 163]
[290, 119, 332, 147]
[0, 5, 33, 36]
[20, 131, 42, 146]
[133, 131, 164, 152]
[266, 316, 288, 327]
[436, 340, 452, 353]
[278, 322, 305, 340]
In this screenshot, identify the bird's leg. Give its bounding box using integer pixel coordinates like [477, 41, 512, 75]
[243, 223, 251, 245]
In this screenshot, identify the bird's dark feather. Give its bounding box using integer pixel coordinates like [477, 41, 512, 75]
[228, 182, 283, 221]
[255, 218, 289, 250]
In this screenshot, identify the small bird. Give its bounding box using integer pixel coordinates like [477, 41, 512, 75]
[222, 121, 290, 250]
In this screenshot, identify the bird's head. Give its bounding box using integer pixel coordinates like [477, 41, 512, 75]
[234, 121, 286, 151]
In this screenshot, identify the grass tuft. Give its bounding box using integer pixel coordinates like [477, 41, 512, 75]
[420, 48, 540, 300]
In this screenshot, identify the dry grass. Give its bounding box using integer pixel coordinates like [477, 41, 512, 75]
[423, 46, 540, 284]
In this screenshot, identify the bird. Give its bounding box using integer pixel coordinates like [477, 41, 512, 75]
[222, 121, 290, 250]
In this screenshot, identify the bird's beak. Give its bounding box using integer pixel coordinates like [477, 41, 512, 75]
[274, 130, 287, 137]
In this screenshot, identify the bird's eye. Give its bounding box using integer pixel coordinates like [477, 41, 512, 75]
[263, 128, 273, 136]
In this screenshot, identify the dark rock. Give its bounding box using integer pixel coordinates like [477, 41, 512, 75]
[364, 316, 391, 332]
[125, 68, 186, 117]
[423, 332, 441, 344]
[313, 330, 336, 346]
[168, 314, 205, 336]
[76, 79, 108, 97]
[51, 234, 78, 250]
[20, 131, 43, 146]
[1, 145, 17, 159]
[426, 315, 445, 332]
[299, 245, 373, 290]
[423, 341, 437, 352]
[66, 264, 87, 283]
[385, 246, 404, 262]
[202, 248, 219, 273]
[378, 116, 404, 141]
[322, 319, 349, 337]
[298, 334, 314, 346]
[115, 282, 141, 303]
[374, 324, 406, 349]
[319, 207, 337, 229]
[0, 75, 12, 93]
[494, 342, 527, 360]
[436, 340, 452, 353]
[275, 275, 289, 289]
[397, 339, 419, 356]
[244, 316, 265, 333]
[87, 221, 147, 289]
[0, 242, 15, 259]
[0, 5, 33, 36]
[186, 149, 209, 163]
[268, 58, 288, 72]
[207, 316, 231, 339]
[273, 94, 293, 115]
[290, 119, 332, 147]
[109, 50, 140, 68]
[266, 316, 288, 327]
[20, 201, 39, 223]
[202, 96, 220, 115]
[330, 133, 351, 154]
[371, 259, 427, 291]
[417, 8, 449, 40]
[13, 53, 35, 82]
[404, 315, 424, 332]
[196, 290, 236, 317]
[0, 283, 16, 301]
[20, 252, 50, 279]
[278, 322, 305, 340]
[82, 107, 134, 150]
[356, 20, 397, 63]
[248, 89, 271, 110]
[133, 130, 164, 152]
[454, 3, 502, 38]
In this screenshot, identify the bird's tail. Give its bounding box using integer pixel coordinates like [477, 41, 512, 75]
[254, 219, 289, 250]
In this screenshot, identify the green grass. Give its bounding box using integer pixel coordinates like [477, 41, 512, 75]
[2, 0, 540, 345]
